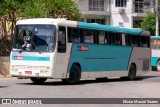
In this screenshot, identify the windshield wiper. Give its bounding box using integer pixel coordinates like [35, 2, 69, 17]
[12, 48, 23, 53]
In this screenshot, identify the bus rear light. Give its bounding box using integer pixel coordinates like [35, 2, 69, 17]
[25, 71, 32, 75]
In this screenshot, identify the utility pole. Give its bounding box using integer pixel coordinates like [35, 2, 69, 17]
[156, 0, 159, 36]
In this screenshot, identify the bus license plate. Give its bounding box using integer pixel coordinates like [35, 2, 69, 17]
[25, 71, 32, 75]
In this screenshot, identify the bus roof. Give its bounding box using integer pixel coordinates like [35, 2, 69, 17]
[16, 18, 150, 36]
[78, 22, 150, 36]
[151, 36, 160, 39]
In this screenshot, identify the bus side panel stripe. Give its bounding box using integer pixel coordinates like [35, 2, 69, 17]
[69, 43, 133, 72]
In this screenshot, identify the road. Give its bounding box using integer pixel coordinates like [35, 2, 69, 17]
[0, 71, 160, 107]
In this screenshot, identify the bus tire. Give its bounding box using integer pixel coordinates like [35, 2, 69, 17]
[66, 64, 81, 84]
[156, 60, 160, 72]
[128, 64, 136, 80]
[30, 78, 47, 84]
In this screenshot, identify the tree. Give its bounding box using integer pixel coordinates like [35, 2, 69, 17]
[0, 0, 81, 56]
[20, 0, 48, 18]
[46, 0, 81, 20]
[0, 0, 25, 36]
[140, 12, 160, 36]
[20, 0, 81, 20]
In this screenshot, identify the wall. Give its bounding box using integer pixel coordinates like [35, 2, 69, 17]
[0, 56, 10, 76]
[110, 0, 133, 28]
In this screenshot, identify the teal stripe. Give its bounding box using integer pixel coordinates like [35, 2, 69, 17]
[12, 56, 50, 61]
[78, 22, 144, 35]
[68, 44, 132, 72]
[151, 57, 159, 67]
[151, 36, 160, 39]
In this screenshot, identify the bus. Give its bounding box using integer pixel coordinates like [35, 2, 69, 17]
[151, 36, 160, 71]
[10, 18, 151, 84]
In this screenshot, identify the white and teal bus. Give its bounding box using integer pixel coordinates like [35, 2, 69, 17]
[10, 18, 151, 84]
[151, 36, 160, 71]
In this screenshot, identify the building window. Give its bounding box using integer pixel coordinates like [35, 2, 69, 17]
[86, 19, 105, 24]
[133, 20, 143, 28]
[115, 0, 127, 7]
[89, 0, 104, 11]
[134, 0, 144, 13]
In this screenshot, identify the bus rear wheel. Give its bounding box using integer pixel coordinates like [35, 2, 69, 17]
[30, 78, 47, 84]
[156, 60, 160, 72]
[128, 64, 136, 80]
[62, 65, 81, 84]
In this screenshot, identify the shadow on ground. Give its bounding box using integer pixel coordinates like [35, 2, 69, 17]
[16, 75, 159, 86]
[0, 86, 9, 88]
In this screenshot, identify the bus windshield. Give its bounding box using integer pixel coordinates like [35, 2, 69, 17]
[13, 25, 56, 52]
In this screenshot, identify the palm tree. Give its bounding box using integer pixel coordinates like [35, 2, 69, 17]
[46, 0, 81, 20]
[21, 0, 81, 20]
[20, 0, 48, 18]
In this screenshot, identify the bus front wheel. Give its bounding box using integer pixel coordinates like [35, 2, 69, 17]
[128, 64, 136, 80]
[156, 60, 160, 72]
[30, 78, 47, 84]
[62, 64, 81, 84]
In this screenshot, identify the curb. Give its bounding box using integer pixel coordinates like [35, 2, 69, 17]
[0, 75, 12, 78]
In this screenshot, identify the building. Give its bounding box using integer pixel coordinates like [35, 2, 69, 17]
[76, 0, 154, 28]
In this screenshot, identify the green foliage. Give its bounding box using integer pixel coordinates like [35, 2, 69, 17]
[20, 0, 48, 18]
[0, 0, 81, 20]
[0, 0, 21, 16]
[140, 12, 160, 36]
[50, 0, 81, 20]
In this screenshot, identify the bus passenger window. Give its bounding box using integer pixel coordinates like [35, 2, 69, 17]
[83, 30, 94, 44]
[67, 28, 81, 43]
[153, 39, 158, 49]
[58, 26, 66, 53]
[132, 36, 138, 47]
[125, 35, 132, 46]
[158, 39, 160, 49]
[98, 31, 105, 44]
[141, 36, 150, 48]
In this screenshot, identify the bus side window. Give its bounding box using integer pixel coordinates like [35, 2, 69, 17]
[154, 39, 157, 49]
[141, 36, 150, 48]
[83, 30, 94, 44]
[158, 39, 160, 49]
[67, 27, 81, 43]
[58, 26, 66, 53]
[98, 31, 105, 44]
[105, 32, 109, 44]
[109, 32, 120, 45]
[132, 36, 138, 47]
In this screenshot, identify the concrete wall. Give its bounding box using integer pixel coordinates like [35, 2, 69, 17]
[109, 0, 133, 28]
[77, 0, 89, 11]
